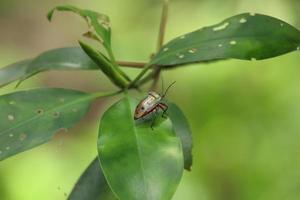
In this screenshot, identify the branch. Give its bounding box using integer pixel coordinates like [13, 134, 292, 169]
[157, 0, 170, 52]
[117, 61, 147, 68]
[151, 0, 170, 90]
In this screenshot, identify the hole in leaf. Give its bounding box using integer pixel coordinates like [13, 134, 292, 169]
[19, 133, 27, 141]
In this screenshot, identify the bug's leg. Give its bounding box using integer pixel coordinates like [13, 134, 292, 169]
[158, 103, 168, 118]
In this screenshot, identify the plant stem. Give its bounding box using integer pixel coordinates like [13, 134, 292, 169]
[150, 0, 170, 90]
[117, 61, 147, 68]
[128, 0, 170, 89]
[129, 64, 153, 88]
[157, 0, 169, 52]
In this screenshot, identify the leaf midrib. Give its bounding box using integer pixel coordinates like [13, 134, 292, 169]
[124, 97, 150, 200]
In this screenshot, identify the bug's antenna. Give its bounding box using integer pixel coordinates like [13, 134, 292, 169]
[162, 81, 176, 99]
[161, 76, 164, 95]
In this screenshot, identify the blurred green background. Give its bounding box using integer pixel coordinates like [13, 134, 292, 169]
[1, 0, 300, 199]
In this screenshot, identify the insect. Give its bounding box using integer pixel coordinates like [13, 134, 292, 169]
[134, 81, 176, 128]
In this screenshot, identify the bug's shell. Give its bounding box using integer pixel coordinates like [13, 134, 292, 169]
[134, 91, 162, 120]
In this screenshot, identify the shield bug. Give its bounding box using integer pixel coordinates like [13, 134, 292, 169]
[134, 81, 176, 128]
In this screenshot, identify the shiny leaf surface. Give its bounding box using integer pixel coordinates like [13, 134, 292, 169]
[0, 88, 103, 161]
[98, 96, 184, 200]
[68, 158, 116, 200]
[0, 47, 98, 88]
[0, 60, 32, 88]
[151, 13, 300, 67]
[168, 103, 193, 171]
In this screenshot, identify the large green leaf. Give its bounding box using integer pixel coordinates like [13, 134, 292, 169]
[0, 60, 32, 88]
[168, 103, 193, 171]
[48, 5, 113, 59]
[151, 13, 300, 67]
[0, 47, 98, 88]
[68, 157, 116, 200]
[0, 88, 110, 161]
[98, 96, 184, 200]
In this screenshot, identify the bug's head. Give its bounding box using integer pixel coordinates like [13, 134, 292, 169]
[134, 102, 147, 120]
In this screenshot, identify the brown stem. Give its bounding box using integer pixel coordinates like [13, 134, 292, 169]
[150, 0, 170, 91]
[157, 0, 169, 52]
[116, 61, 147, 68]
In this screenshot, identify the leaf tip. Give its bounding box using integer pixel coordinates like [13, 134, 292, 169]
[47, 8, 55, 21]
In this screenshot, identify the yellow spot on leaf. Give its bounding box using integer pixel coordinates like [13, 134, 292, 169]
[230, 40, 237, 45]
[188, 48, 197, 53]
[8, 115, 14, 121]
[213, 22, 229, 31]
[239, 18, 247, 23]
[19, 133, 27, 141]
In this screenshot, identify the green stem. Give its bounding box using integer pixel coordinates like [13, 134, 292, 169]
[129, 64, 153, 88]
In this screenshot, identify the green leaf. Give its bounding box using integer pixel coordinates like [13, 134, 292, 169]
[151, 13, 300, 67]
[98, 96, 184, 200]
[68, 157, 116, 200]
[26, 47, 98, 72]
[48, 5, 113, 59]
[168, 103, 193, 171]
[0, 60, 32, 88]
[0, 47, 98, 88]
[79, 41, 130, 88]
[0, 88, 110, 161]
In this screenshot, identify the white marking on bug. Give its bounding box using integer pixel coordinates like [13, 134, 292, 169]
[6, 146, 10, 150]
[213, 22, 229, 31]
[163, 47, 169, 52]
[297, 46, 300, 50]
[280, 23, 284, 27]
[9, 101, 16, 105]
[19, 133, 27, 141]
[9, 134, 14, 138]
[218, 44, 223, 47]
[251, 58, 257, 61]
[250, 13, 256, 16]
[230, 40, 237, 45]
[239, 18, 247, 23]
[188, 48, 197, 53]
[180, 35, 186, 39]
[8, 114, 14, 121]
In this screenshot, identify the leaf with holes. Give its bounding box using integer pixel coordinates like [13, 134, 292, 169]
[168, 103, 193, 171]
[98, 96, 184, 200]
[68, 158, 116, 200]
[0, 88, 112, 161]
[48, 5, 112, 57]
[151, 13, 300, 67]
[0, 47, 98, 88]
